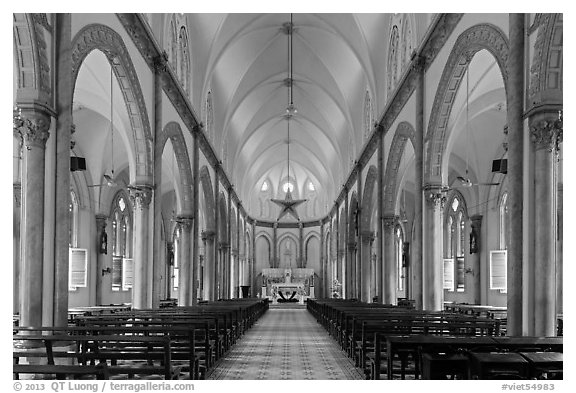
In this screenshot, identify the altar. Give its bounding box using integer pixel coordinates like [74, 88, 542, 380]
[262, 268, 314, 304]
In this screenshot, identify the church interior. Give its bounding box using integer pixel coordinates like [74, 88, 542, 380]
[12, 12, 563, 381]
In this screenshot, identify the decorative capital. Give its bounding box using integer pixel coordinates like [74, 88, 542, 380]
[424, 185, 447, 210]
[176, 215, 193, 231]
[14, 109, 51, 149]
[530, 116, 563, 152]
[383, 215, 397, 229]
[129, 186, 153, 209]
[218, 242, 230, 250]
[201, 230, 215, 241]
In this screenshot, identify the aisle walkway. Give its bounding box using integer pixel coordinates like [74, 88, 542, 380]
[207, 307, 364, 380]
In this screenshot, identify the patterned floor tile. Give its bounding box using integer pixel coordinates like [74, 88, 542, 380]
[207, 309, 364, 380]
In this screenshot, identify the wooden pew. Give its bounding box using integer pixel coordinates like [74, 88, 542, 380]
[14, 334, 176, 380]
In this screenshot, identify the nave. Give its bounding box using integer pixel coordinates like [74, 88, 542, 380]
[207, 306, 364, 380]
[12, 12, 564, 383]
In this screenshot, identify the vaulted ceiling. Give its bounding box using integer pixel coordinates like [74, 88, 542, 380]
[186, 14, 395, 216]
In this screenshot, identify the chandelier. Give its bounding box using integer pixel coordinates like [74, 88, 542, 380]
[271, 14, 306, 221]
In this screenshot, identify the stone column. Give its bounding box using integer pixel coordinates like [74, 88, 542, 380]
[202, 230, 216, 300]
[13, 182, 22, 314]
[213, 169, 220, 299]
[177, 217, 193, 306]
[52, 13, 73, 327]
[251, 221, 256, 297]
[219, 243, 229, 299]
[423, 186, 445, 311]
[556, 183, 563, 317]
[383, 216, 397, 305]
[347, 242, 356, 299]
[320, 222, 325, 298]
[95, 214, 108, 306]
[506, 14, 525, 336]
[344, 192, 350, 298]
[233, 206, 241, 298]
[151, 54, 165, 309]
[14, 108, 51, 328]
[166, 242, 174, 298]
[469, 215, 483, 305]
[360, 232, 372, 302]
[377, 125, 385, 304]
[130, 187, 153, 309]
[530, 114, 562, 336]
[273, 222, 278, 268]
[299, 222, 304, 268]
[191, 128, 200, 305]
[354, 164, 370, 302]
[335, 207, 340, 287]
[413, 57, 425, 310]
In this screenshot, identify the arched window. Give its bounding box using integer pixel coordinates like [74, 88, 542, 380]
[110, 192, 132, 290]
[401, 14, 414, 71]
[178, 26, 190, 94]
[305, 180, 318, 218]
[444, 192, 467, 292]
[168, 16, 178, 70]
[387, 25, 399, 99]
[282, 181, 294, 193]
[363, 89, 373, 142]
[69, 190, 79, 248]
[259, 179, 271, 218]
[499, 192, 509, 250]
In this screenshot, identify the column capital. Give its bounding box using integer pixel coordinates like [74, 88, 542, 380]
[530, 115, 563, 152]
[176, 215, 193, 231]
[13, 182, 22, 208]
[382, 215, 397, 228]
[14, 108, 51, 149]
[423, 184, 447, 210]
[218, 242, 230, 250]
[129, 186, 153, 209]
[201, 230, 216, 241]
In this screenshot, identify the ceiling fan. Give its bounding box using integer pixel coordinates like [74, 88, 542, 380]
[451, 62, 499, 190]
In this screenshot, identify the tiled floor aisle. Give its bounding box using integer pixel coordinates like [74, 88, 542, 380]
[206, 308, 365, 380]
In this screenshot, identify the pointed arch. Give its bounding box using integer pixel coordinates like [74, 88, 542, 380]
[348, 192, 359, 244]
[13, 13, 51, 102]
[199, 166, 215, 231]
[529, 13, 563, 107]
[384, 121, 416, 215]
[361, 165, 378, 232]
[425, 23, 509, 184]
[71, 24, 153, 184]
[217, 192, 228, 243]
[157, 121, 194, 215]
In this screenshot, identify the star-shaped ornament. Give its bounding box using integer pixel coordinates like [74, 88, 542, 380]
[271, 190, 307, 221]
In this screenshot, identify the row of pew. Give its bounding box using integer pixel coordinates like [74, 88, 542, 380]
[308, 299, 562, 380]
[13, 298, 269, 380]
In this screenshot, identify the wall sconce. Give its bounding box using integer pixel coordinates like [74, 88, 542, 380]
[101, 267, 112, 276]
[464, 267, 474, 275]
